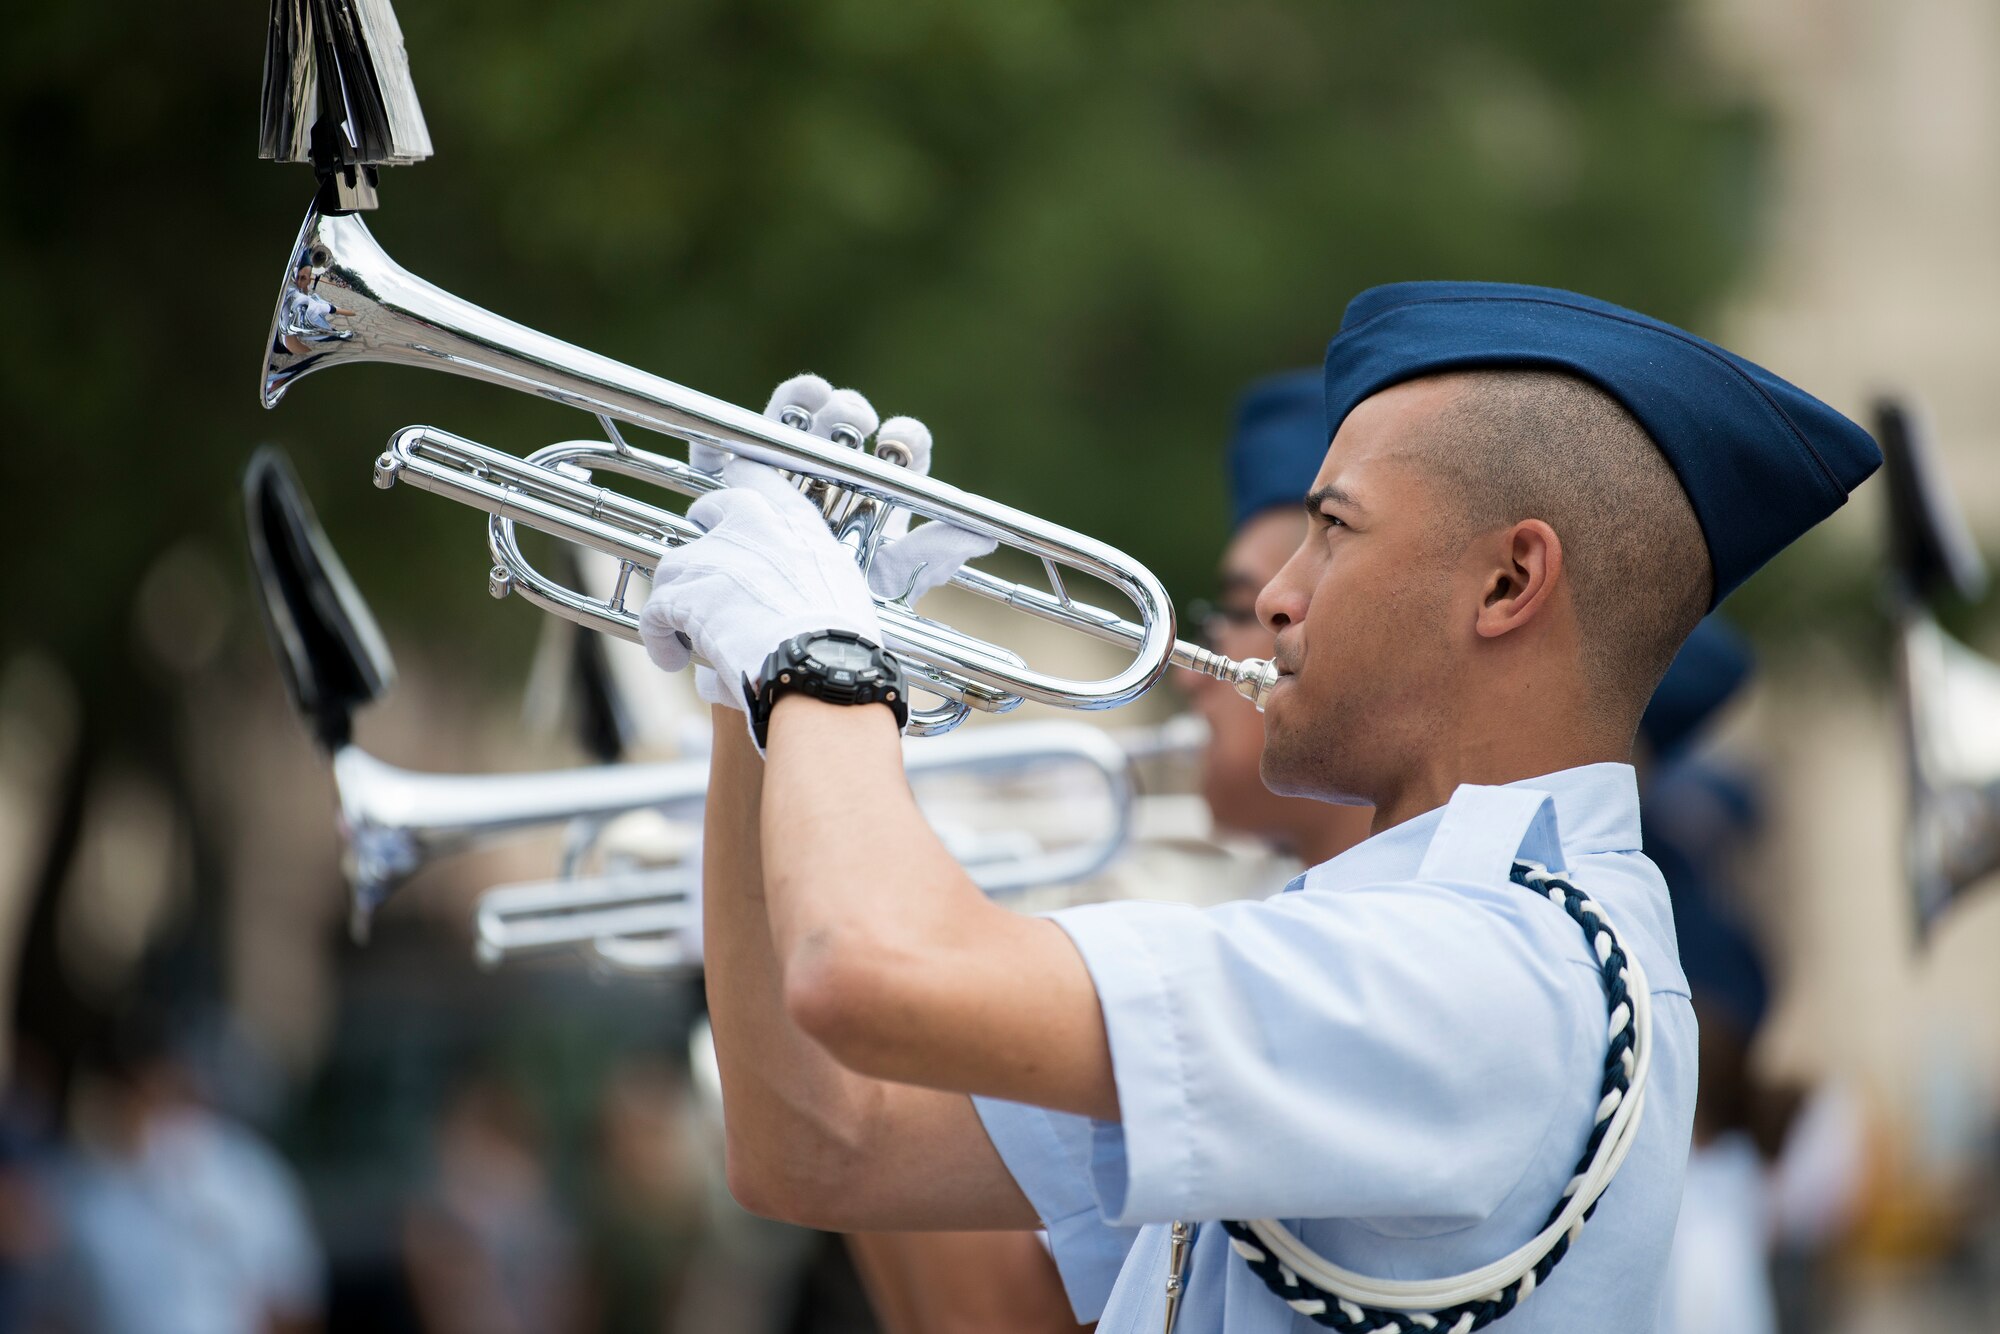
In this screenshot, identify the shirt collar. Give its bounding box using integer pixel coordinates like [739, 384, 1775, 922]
[1291, 762, 1643, 894]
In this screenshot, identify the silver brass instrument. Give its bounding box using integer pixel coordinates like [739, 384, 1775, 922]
[261, 200, 1277, 733]
[475, 869, 698, 973]
[1880, 399, 1999, 930]
[334, 717, 1145, 960]
[474, 718, 1214, 973]
[334, 746, 706, 927]
[242, 445, 1163, 951]
[468, 719, 1144, 970]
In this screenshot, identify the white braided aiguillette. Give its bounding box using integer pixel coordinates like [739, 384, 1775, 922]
[1241, 860, 1653, 1312]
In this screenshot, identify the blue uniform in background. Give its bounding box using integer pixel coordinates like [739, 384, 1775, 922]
[976, 764, 1698, 1332]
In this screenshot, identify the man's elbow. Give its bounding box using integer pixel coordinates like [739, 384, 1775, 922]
[724, 1132, 868, 1231]
[723, 1140, 804, 1224]
[782, 927, 912, 1078]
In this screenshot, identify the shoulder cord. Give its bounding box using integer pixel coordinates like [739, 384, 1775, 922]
[1215, 860, 1653, 1333]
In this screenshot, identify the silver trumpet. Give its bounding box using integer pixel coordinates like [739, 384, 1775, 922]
[475, 868, 699, 974]
[334, 746, 708, 930]
[435, 719, 1143, 970]
[242, 443, 1161, 944]
[474, 718, 1210, 973]
[261, 199, 1277, 733]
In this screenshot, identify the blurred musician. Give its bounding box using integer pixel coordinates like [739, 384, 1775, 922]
[641, 284, 1882, 1332]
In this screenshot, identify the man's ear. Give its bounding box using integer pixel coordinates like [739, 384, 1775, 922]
[1474, 519, 1563, 640]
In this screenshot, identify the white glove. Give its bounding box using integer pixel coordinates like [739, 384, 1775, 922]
[670, 375, 881, 711]
[867, 519, 997, 604]
[645, 376, 997, 735]
[857, 413, 998, 602]
[638, 456, 879, 706]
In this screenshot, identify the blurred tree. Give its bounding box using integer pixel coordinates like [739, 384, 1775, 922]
[1, 0, 1767, 694]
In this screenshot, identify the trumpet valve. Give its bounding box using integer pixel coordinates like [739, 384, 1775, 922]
[373, 451, 402, 489]
[489, 564, 514, 599]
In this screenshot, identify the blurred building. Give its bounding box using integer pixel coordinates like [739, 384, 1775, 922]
[1693, 2, 2000, 1327]
[1695, 0, 2000, 1147]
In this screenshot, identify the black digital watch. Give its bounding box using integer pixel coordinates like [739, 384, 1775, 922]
[747, 629, 910, 750]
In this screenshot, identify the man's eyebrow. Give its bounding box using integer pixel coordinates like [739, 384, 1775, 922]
[1219, 569, 1262, 593]
[1304, 484, 1363, 515]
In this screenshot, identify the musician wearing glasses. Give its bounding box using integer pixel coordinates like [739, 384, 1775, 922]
[1186, 372, 1382, 873]
[639, 283, 1881, 1332]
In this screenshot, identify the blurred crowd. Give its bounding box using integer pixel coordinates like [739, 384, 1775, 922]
[0, 968, 886, 1334]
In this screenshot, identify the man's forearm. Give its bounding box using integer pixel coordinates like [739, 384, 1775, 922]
[702, 707, 887, 1206]
[702, 706, 1043, 1231]
[761, 696, 1119, 1120]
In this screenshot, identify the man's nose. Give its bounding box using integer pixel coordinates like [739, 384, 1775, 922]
[1257, 549, 1311, 634]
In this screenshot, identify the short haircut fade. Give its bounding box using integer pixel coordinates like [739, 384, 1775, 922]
[1419, 370, 1713, 724]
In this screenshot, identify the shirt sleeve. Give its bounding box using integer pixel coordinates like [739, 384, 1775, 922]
[1049, 879, 1600, 1231]
[971, 1095, 1140, 1322]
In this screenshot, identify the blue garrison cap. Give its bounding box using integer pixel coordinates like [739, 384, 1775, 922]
[1638, 615, 1753, 759]
[1226, 370, 1328, 532]
[1323, 282, 1882, 604]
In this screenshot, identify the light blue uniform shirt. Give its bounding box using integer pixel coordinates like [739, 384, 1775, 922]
[975, 763, 1696, 1332]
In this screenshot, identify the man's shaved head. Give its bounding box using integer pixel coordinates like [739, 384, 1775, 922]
[1415, 369, 1712, 726]
[1255, 367, 1715, 819]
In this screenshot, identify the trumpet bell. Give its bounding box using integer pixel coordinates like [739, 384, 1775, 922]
[263, 203, 417, 407]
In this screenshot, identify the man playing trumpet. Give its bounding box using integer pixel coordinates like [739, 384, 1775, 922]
[640, 283, 1879, 1331]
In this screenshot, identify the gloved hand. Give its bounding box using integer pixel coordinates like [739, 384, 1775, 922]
[867, 518, 998, 605]
[854, 412, 998, 604]
[638, 455, 878, 710]
[643, 375, 997, 735]
[671, 374, 878, 710]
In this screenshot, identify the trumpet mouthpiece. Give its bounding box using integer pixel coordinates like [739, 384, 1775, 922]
[1228, 657, 1280, 710]
[1171, 643, 1279, 711]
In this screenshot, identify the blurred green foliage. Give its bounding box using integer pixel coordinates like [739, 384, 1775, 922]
[1, 0, 1768, 708]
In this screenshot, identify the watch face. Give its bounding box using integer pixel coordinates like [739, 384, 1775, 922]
[808, 638, 876, 672]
